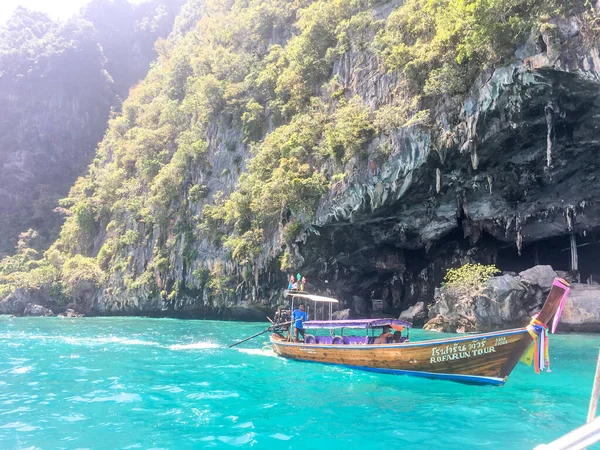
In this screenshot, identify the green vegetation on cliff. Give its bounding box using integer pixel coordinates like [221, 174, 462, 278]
[443, 263, 500, 295]
[375, 0, 582, 100]
[0, 0, 590, 312]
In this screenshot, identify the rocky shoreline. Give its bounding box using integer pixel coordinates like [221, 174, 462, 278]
[400, 265, 600, 333]
[0, 294, 274, 322]
[4, 264, 599, 332]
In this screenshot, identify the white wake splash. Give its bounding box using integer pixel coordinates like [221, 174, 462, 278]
[10, 366, 33, 374]
[235, 348, 277, 358]
[168, 342, 220, 350]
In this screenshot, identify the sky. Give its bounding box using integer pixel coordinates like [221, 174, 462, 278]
[0, 0, 89, 24]
[0, 0, 147, 25]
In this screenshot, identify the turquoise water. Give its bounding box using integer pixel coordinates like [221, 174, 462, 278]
[0, 316, 598, 449]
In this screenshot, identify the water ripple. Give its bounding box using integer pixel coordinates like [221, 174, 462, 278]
[68, 392, 142, 403]
[0, 316, 598, 449]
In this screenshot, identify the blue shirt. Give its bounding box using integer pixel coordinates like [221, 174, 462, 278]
[292, 309, 307, 329]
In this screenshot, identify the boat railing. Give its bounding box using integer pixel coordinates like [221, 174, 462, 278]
[535, 350, 600, 450]
[533, 416, 600, 450]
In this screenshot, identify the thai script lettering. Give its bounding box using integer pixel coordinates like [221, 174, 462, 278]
[429, 339, 496, 364]
[299, 348, 316, 354]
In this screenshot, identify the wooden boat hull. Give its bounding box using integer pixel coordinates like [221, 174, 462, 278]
[270, 328, 533, 385]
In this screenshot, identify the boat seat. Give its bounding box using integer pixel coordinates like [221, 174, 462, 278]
[343, 336, 367, 345]
[315, 336, 334, 345]
[305, 334, 316, 344]
[314, 336, 368, 345]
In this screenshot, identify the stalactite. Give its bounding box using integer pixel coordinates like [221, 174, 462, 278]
[461, 191, 469, 217]
[565, 205, 575, 231]
[515, 216, 523, 256]
[435, 168, 441, 193]
[504, 216, 513, 239]
[487, 174, 493, 195]
[545, 102, 556, 167]
[471, 143, 479, 170]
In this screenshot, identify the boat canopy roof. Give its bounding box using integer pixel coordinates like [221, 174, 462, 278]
[303, 318, 412, 330]
[286, 292, 339, 303]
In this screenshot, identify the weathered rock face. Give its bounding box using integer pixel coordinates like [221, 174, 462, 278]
[332, 309, 353, 320]
[91, 3, 600, 320]
[23, 303, 54, 317]
[8, 1, 600, 327]
[559, 284, 600, 332]
[58, 309, 84, 318]
[425, 271, 600, 333]
[424, 266, 557, 332]
[290, 12, 600, 318]
[399, 302, 428, 327]
[519, 265, 559, 292]
[0, 288, 52, 316]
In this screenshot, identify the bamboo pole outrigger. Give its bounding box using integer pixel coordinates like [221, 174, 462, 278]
[228, 321, 291, 348]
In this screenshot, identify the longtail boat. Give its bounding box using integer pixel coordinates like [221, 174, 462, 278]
[269, 278, 571, 386]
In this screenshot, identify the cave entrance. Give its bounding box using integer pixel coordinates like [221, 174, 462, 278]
[496, 233, 600, 282]
[574, 232, 600, 283]
[497, 235, 570, 273]
[496, 243, 539, 273]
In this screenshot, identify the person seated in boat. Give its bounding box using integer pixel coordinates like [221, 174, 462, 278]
[292, 304, 308, 342]
[291, 280, 299, 290]
[373, 326, 393, 344]
[392, 330, 404, 343]
[287, 275, 294, 290]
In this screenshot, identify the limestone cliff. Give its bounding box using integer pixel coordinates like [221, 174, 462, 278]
[2, 0, 600, 325]
[0, 0, 184, 256]
[302, 12, 600, 316]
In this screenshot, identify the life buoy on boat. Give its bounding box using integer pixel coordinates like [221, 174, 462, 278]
[332, 336, 343, 345]
[305, 334, 316, 344]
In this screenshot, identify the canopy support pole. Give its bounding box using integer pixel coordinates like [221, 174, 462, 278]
[571, 234, 579, 271]
[290, 297, 294, 342]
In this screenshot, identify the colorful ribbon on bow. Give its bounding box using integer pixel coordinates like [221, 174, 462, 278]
[522, 318, 550, 373]
[521, 278, 571, 373]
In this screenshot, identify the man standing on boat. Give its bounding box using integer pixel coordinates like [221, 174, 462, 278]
[292, 304, 307, 342]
